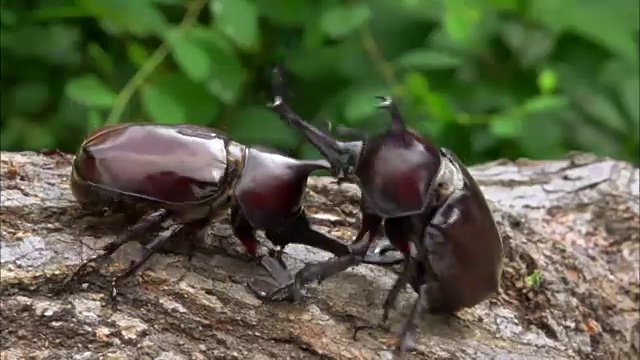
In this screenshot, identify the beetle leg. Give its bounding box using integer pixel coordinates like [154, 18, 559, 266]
[251, 224, 379, 302]
[382, 257, 414, 324]
[231, 207, 292, 287]
[62, 209, 169, 289]
[109, 221, 183, 310]
[393, 283, 429, 359]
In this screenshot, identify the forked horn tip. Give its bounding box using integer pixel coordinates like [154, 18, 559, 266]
[268, 95, 284, 109]
[374, 96, 393, 109]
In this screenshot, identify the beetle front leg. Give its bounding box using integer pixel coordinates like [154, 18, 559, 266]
[250, 213, 383, 302]
[62, 209, 170, 290]
[230, 207, 292, 288]
[267, 211, 402, 266]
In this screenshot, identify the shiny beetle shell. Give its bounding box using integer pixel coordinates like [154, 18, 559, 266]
[355, 128, 442, 218]
[421, 148, 503, 313]
[70, 123, 238, 213]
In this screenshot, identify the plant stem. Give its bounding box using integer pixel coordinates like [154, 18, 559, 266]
[105, 0, 207, 125]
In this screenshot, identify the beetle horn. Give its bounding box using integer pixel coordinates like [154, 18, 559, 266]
[375, 96, 405, 134]
[269, 66, 362, 179]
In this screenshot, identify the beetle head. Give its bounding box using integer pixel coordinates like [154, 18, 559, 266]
[354, 96, 443, 217]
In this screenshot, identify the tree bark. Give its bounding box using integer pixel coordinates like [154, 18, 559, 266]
[1, 151, 638, 359]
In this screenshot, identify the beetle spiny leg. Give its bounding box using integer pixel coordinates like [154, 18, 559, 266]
[108, 223, 183, 310]
[382, 257, 413, 324]
[61, 209, 169, 291]
[393, 283, 428, 358]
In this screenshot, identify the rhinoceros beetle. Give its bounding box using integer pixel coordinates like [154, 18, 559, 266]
[253, 66, 504, 357]
[62, 122, 404, 308]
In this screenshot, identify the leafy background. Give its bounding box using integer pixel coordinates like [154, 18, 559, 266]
[1, 0, 639, 166]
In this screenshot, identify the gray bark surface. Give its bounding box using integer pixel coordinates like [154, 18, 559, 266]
[1, 151, 638, 360]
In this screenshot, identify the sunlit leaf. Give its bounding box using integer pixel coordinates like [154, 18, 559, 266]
[87, 42, 113, 78]
[320, 3, 371, 39]
[65, 74, 116, 109]
[141, 73, 220, 124]
[227, 106, 300, 150]
[167, 27, 245, 104]
[12, 82, 50, 115]
[167, 29, 212, 82]
[342, 85, 389, 124]
[126, 40, 151, 68]
[489, 113, 523, 139]
[620, 78, 640, 128]
[537, 68, 558, 94]
[88, 109, 104, 130]
[501, 21, 556, 68]
[256, 0, 312, 27]
[521, 95, 569, 115]
[396, 49, 464, 70]
[211, 0, 260, 52]
[443, 0, 480, 45]
[78, 0, 168, 37]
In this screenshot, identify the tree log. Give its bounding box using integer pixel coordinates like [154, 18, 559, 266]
[1, 151, 638, 359]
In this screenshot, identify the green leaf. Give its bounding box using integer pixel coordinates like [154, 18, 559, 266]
[141, 73, 220, 124]
[570, 112, 623, 158]
[320, 4, 371, 39]
[167, 30, 212, 82]
[167, 27, 245, 104]
[3, 24, 82, 66]
[256, 0, 312, 27]
[226, 106, 300, 150]
[521, 95, 569, 115]
[12, 82, 50, 115]
[78, 0, 168, 37]
[489, 113, 523, 139]
[527, 0, 573, 33]
[126, 40, 151, 68]
[525, 270, 542, 288]
[501, 21, 555, 68]
[65, 75, 116, 109]
[88, 109, 104, 131]
[579, 92, 629, 134]
[343, 85, 389, 124]
[211, 0, 260, 52]
[565, 3, 638, 64]
[396, 49, 464, 70]
[443, 0, 480, 45]
[620, 78, 639, 128]
[518, 115, 566, 159]
[87, 42, 114, 78]
[402, 71, 456, 124]
[537, 68, 558, 95]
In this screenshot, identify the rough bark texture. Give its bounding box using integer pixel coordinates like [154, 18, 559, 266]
[1, 151, 638, 360]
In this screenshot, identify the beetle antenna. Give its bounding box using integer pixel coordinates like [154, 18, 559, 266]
[375, 96, 405, 134]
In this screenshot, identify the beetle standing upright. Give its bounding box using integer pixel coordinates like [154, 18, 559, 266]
[64, 122, 403, 308]
[255, 66, 504, 358]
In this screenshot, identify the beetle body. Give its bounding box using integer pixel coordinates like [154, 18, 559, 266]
[65, 122, 403, 308]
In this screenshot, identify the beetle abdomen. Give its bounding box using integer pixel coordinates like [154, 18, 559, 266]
[72, 124, 231, 205]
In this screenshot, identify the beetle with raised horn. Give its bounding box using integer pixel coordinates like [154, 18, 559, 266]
[255, 66, 504, 358]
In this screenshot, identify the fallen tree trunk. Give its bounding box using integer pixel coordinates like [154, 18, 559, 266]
[1, 151, 638, 359]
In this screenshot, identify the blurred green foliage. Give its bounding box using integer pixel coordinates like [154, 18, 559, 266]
[1, 0, 639, 165]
